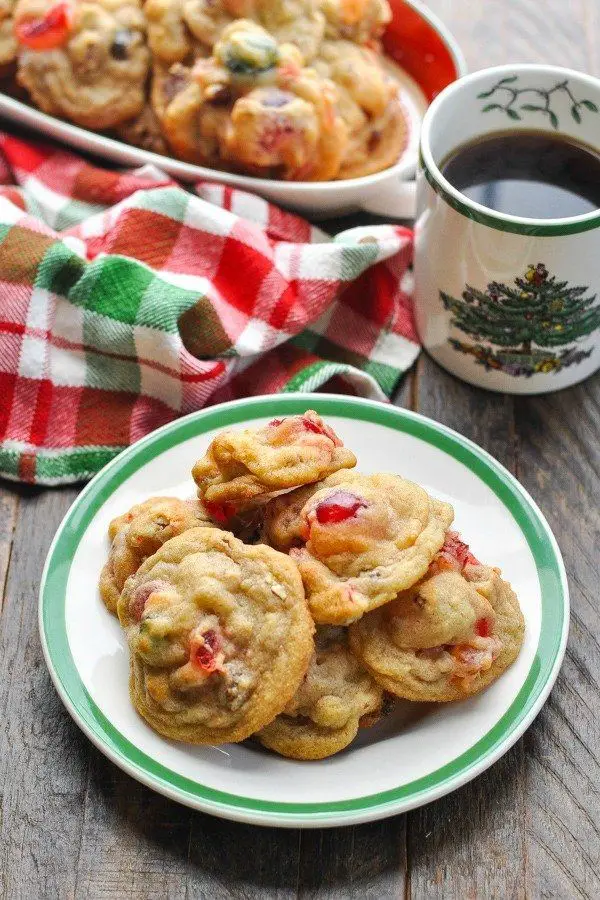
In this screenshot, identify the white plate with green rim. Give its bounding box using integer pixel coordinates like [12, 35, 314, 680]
[40, 394, 568, 829]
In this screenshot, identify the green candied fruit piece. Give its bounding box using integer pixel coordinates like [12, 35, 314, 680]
[218, 30, 280, 76]
[137, 619, 187, 666]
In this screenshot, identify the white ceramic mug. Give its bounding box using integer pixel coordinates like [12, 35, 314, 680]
[414, 64, 600, 394]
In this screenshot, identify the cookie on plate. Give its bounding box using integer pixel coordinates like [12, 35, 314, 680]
[314, 40, 407, 179]
[151, 21, 348, 179]
[99, 496, 211, 615]
[270, 471, 453, 625]
[262, 479, 325, 551]
[145, 0, 210, 65]
[0, 0, 18, 76]
[115, 103, 170, 154]
[118, 526, 314, 744]
[349, 533, 525, 701]
[256, 626, 383, 759]
[321, 0, 391, 45]
[15, 0, 149, 129]
[192, 408, 356, 524]
[146, 0, 325, 65]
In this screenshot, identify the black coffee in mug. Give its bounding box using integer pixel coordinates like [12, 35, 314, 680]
[440, 130, 600, 219]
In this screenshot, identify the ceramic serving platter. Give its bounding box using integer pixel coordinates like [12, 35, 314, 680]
[0, 0, 465, 217]
[39, 395, 568, 828]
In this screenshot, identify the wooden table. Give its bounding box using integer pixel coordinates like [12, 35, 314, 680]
[2, 1, 599, 896]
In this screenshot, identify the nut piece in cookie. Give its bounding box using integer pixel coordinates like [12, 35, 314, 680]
[152, 21, 348, 180]
[192, 409, 356, 525]
[257, 627, 382, 759]
[99, 496, 211, 616]
[349, 533, 526, 701]
[278, 471, 454, 625]
[15, 0, 149, 129]
[118, 526, 314, 744]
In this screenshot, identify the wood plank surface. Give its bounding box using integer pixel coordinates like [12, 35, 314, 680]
[0, 487, 84, 899]
[406, 356, 528, 900]
[514, 384, 600, 899]
[0, 485, 19, 612]
[1, 1, 599, 897]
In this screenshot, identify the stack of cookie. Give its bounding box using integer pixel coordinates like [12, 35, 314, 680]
[7, 0, 406, 180]
[99, 410, 525, 760]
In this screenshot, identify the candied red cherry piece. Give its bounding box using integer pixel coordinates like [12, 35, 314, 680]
[204, 499, 236, 524]
[270, 413, 328, 436]
[300, 413, 340, 442]
[16, 1, 74, 50]
[268, 412, 343, 446]
[475, 617, 493, 638]
[436, 531, 480, 571]
[302, 418, 327, 435]
[129, 579, 171, 621]
[190, 629, 221, 673]
[315, 490, 368, 525]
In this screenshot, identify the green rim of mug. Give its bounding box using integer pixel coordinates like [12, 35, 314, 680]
[420, 160, 600, 236]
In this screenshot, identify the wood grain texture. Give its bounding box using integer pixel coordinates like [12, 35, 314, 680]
[0, 485, 19, 612]
[297, 818, 407, 899]
[187, 816, 301, 899]
[0, 487, 85, 900]
[514, 380, 600, 899]
[73, 752, 192, 900]
[425, 0, 593, 73]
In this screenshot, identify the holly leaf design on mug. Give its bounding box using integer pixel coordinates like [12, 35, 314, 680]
[478, 77, 599, 129]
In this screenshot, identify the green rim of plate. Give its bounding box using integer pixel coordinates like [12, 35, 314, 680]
[40, 395, 568, 824]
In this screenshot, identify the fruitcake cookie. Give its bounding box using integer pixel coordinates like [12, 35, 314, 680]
[262, 479, 325, 551]
[192, 409, 356, 524]
[275, 471, 454, 625]
[152, 22, 348, 179]
[146, 0, 324, 65]
[257, 627, 383, 759]
[321, 0, 391, 45]
[118, 526, 314, 744]
[349, 533, 525, 701]
[314, 40, 406, 178]
[0, 0, 18, 74]
[145, 0, 210, 64]
[115, 103, 170, 154]
[15, 0, 149, 129]
[99, 496, 211, 615]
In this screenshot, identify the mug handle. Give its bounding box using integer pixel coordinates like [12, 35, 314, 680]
[360, 178, 417, 219]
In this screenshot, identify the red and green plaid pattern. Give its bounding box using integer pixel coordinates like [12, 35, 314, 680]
[0, 133, 419, 485]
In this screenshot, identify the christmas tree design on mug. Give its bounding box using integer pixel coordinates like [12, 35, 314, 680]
[441, 264, 600, 377]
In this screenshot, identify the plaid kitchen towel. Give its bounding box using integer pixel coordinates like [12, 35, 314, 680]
[0, 133, 419, 486]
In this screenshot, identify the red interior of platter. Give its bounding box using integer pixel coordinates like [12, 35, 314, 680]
[383, 0, 461, 102]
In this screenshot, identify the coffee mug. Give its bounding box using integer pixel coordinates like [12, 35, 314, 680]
[414, 64, 600, 394]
